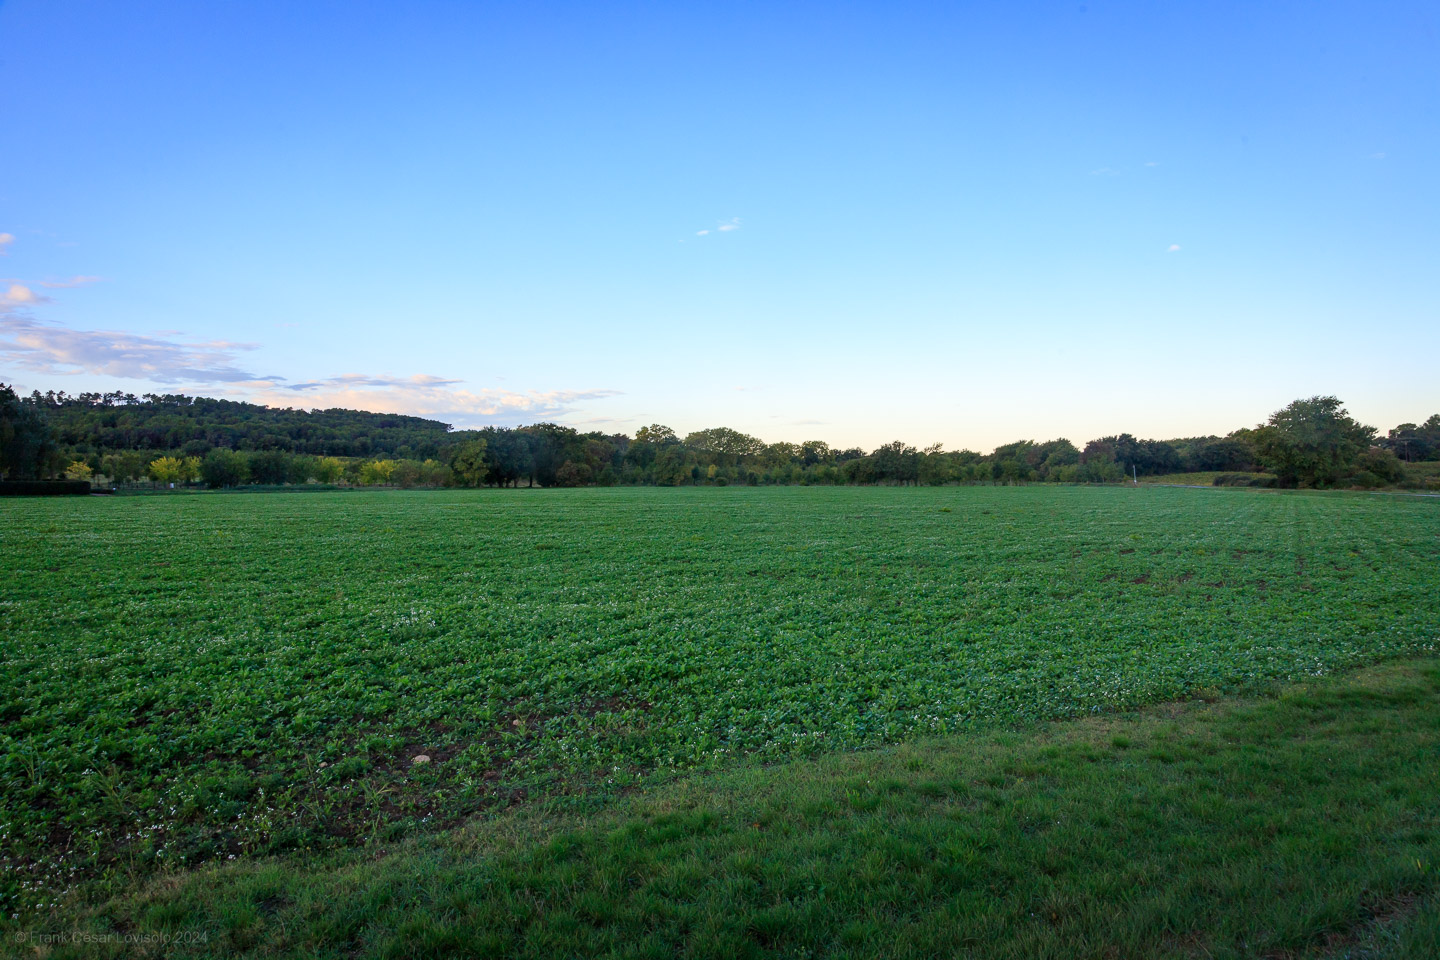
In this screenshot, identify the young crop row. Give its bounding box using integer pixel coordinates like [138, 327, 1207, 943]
[1, 485, 1436, 918]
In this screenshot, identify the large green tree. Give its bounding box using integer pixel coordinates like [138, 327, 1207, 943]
[0, 383, 55, 480]
[521, 423, 580, 487]
[200, 449, 249, 488]
[480, 428, 532, 487]
[449, 439, 489, 487]
[1252, 396, 1376, 487]
[684, 427, 766, 466]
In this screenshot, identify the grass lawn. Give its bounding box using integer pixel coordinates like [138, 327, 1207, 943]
[2, 485, 1437, 950]
[38, 656, 1440, 958]
[1137, 471, 1275, 486]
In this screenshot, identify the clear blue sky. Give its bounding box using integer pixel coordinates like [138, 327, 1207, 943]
[1, 1, 1435, 450]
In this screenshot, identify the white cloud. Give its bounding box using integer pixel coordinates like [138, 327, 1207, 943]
[0, 315, 265, 382]
[1144, 161, 1158, 167]
[2, 284, 49, 306]
[1, 278, 621, 427]
[695, 217, 741, 237]
[1167, 244, 1181, 252]
[253, 375, 622, 427]
[0, 233, 13, 255]
[1369, 152, 1387, 160]
[0, 315, 620, 427]
[39, 275, 103, 289]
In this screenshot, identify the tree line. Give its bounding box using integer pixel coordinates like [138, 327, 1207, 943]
[3, 383, 1436, 490]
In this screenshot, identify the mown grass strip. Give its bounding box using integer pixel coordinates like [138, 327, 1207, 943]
[41, 656, 1440, 959]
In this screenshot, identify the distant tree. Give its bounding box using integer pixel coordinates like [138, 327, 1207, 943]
[390, 460, 422, 488]
[651, 445, 691, 486]
[1383, 415, 1440, 462]
[359, 460, 397, 486]
[870, 441, 919, 484]
[634, 424, 677, 445]
[148, 456, 186, 485]
[521, 423, 579, 487]
[420, 458, 450, 486]
[1355, 447, 1406, 485]
[1036, 439, 1080, 478]
[101, 450, 148, 484]
[481, 428, 532, 487]
[449, 439, 489, 487]
[1252, 396, 1376, 488]
[1184, 435, 1256, 472]
[201, 448, 249, 487]
[554, 461, 592, 486]
[313, 456, 345, 484]
[760, 442, 799, 471]
[64, 460, 94, 481]
[685, 427, 766, 465]
[1, 383, 55, 480]
[284, 455, 316, 484]
[1081, 434, 1181, 477]
[799, 440, 832, 466]
[248, 450, 292, 485]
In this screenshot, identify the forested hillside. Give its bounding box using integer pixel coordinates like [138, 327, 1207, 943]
[19, 390, 461, 458]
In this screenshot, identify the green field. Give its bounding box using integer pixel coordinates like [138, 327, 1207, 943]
[76, 657, 1440, 959]
[2, 485, 1438, 934]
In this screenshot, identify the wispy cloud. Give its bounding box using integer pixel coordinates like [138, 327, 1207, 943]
[2, 284, 50, 306]
[694, 217, 741, 237]
[253, 376, 622, 427]
[0, 315, 266, 382]
[1, 264, 620, 428]
[0, 233, 13, 255]
[282, 373, 462, 392]
[1369, 152, 1387, 160]
[0, 316, 621, 426]
[1167, 244, 1181, 253]
[39, 275, 103, 289]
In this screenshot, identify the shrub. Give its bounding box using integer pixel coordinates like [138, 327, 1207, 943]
[554, 461, 592, 487]
[1348, 470, 1382, 489]
[1354, 448, 1405, 485]
[0, 479, 91, 496]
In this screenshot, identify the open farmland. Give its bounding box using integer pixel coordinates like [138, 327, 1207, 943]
[2, 485, 1438, 920]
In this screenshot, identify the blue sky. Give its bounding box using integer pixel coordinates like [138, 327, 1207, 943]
[1, 1, 1435, 450]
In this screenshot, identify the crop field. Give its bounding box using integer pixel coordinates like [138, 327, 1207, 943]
[2, 485, 1438, 920]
